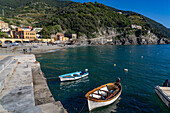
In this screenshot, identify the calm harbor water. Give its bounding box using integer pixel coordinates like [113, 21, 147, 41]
[36, 45, 170, 113]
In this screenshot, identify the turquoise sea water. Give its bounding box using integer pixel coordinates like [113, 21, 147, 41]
[36, 45, 170, 113]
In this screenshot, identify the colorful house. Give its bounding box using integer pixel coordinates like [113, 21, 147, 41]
[0, 20, 9, 32]
[56, 33, 64, 41]
[51, 33, 65, 41]
[11, 27, 36, 41]
[131, 24, 142, 29]
[19, 31, 36, 41]
[63, 37, 69, 41]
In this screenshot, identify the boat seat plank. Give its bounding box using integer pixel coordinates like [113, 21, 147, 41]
[92, 93, 106, 97]
[99, 89, 112, 94]
[160, 87, 170, 90]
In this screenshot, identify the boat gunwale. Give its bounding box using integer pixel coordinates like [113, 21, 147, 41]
[59, 71, 80, 77]
[59, 71, 88, 78]
[155, 86, 170, 105]
[85, 82, 122, 102]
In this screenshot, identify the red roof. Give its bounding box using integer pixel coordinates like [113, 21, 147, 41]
[0, 20, 5, 23]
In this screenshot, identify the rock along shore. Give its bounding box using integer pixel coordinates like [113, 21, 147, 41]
[0, 54, 67, 113]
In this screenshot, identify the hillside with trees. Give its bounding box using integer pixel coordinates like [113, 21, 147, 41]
[0, 0, 169, 44]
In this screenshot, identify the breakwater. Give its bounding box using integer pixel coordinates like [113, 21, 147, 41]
[0, 54, 66, 113]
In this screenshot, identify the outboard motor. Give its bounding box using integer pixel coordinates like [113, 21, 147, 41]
[163, 79, 170, 87]
[116, 77, 121, 83]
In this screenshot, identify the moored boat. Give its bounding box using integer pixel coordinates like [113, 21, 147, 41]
[59, 69, 88, 82]
[155, 79, 170, 108]
[85, 78, 122, 111]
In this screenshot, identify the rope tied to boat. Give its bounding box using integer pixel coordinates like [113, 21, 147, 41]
[78, 101, 87, 113]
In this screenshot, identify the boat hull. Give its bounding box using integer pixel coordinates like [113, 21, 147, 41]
[87, 90, 121, 111]
[155, 86, 170, 108]
[59, 73, 88, 82]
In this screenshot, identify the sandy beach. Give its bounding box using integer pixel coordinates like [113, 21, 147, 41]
[0, 43, 64, 56]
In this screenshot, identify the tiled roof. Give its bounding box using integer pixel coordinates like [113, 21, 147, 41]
[0, 20, 5, 23]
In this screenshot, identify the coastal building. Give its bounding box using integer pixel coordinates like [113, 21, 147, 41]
[0, 20, 9, 32]
[64, 34, 77, 40]
[1, 28, 10, 32]
[148, 30, 151, 34]
[10, 28, 23, 39]
[131, 24, 142, 29]
[28, 26, 33, 29]
[10, 27, 36, 41]
[51, 33, 65, 41]
[118, 12, 122, 14]
[56, 33, 64, 41]
[63, 37, 69, 41]
[21, 31, 36, 41]
[51, 34, 57, 40]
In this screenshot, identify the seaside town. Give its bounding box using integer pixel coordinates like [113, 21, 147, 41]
[0, 0, 170, 113]
[0, 20, 70, 112]
[0, 19, 78, 54]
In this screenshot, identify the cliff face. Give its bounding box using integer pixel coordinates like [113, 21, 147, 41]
[109, 35, 169, 45]
[78, 27, 170, 45]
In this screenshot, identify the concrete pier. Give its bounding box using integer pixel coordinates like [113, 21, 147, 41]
[0, 55, 67, 113]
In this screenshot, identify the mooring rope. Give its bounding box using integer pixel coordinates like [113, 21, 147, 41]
[79, 101, 87, 113]
[46, 76, 59, 80]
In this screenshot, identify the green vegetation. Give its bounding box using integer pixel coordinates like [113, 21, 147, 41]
[108, 6, 170, 38]
[0, 0, 169, 39]
[51, 2, 132, 38]
[0, 32, 10, 38]
[0, 0, 73, 10]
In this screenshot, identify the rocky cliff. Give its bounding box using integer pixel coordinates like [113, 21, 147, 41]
[77, 27, 170, 45]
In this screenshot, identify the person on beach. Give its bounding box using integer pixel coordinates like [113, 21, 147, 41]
[29, 48, 32, 53]
[23, 49, 25, 54]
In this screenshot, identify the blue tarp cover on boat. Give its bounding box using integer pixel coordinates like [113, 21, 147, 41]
[59, 71, 88, 78]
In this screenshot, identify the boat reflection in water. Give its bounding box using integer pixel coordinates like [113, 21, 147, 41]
[90, 97, 121, 113]
[59, 76, 89, 90]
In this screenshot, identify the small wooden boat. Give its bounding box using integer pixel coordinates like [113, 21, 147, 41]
[59, 69, 88, 82]
[155, 79, 170, 108]
[85, 78, 122, 111]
